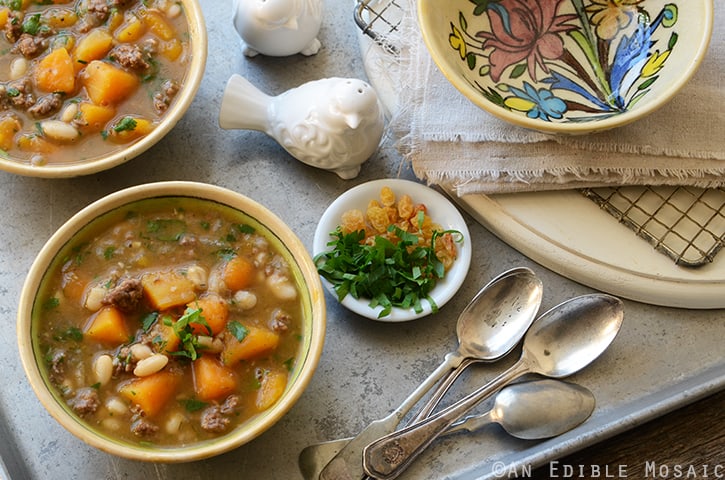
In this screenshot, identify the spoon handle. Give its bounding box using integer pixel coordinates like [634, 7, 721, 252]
[409, 357, 479, 424]
[363, 359, 531, 480]
[318, 353, 462, 480]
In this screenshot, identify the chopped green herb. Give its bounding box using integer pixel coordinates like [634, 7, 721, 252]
[227, 321, 249, 342]
[283, 357, 294, 371]
[43, 297, 60, 310]
[180, 398, 208, 412]
[141, 312, 159, 332]
[113, 117, 137, 133]
[216, 248, 236, 261]
[168, 307, 209, 360]
[21, 13, 41, 35]
[103, 246, 115, 260]
[315, 226, 462, 318]
[146, 218, 186, 241]
[53, 326, 83, 342]
[235, 224, 255, 234]
[6, 87, 20, 98]
[90, 382, 101, 390]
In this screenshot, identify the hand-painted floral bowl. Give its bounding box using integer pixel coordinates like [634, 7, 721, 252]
[417, 0, 713, 134]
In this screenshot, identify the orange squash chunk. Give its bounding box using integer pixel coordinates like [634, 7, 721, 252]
[73, 29, 113, 70]
[35, 47, 75, 94]
[75, 102, 116, 133]
[255, 369, 288, 411]
[223, 256, 256, 291]
[187, 295, 229, 336]
[83, 306, 129, 344]
[221, 325, 280, 366]
[192, 355, 237, 401]
[82, 60, 139, 106]
[118, 371, 181, 417]
[141, 271, 196, 310]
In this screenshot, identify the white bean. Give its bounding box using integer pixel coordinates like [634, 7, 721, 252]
[133, 353, 169, 377]
[267, 274, 298, 301]
[101, 418, 122, 431]
[10, 57, 28, 80]
[106, 396, 128, 416]
[84, 286, 106, 311]
[40, 120, 80, 142]
[166, 3, 182, 19]
[93, 354, 113, 386]
[165, 412, 185, 435]
[130, 343, 152, 361]
[60, 103, 78, 123]
[233, 290, 257, 310]
[186, 264, 208, 289]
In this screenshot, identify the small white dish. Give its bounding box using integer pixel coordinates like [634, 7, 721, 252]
[313, 179, 472, 321]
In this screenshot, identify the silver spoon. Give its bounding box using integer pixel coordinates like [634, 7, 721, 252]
[314, 267, 543, 480]
[299, 379, 593, 479]
[363, 293, 624, 480]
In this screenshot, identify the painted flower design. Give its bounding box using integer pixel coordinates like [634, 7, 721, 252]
[448, 0, 679, 123]
[586, 0, 644, 40]
[505, 82, 568, 121]
[476, 0, 578, 82]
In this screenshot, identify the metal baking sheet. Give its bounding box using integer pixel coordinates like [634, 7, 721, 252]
[0, 2, 723, 480]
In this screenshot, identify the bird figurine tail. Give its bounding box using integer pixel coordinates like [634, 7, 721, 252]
[219, 74, 271, 132]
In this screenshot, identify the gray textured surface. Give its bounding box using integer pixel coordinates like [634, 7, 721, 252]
[0, 1, 723, 479]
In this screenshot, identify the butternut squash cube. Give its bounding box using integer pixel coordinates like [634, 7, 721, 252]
[82, 60, 139, 106]
[221, 325, 280, 366]
[83, 305, 130, 345]
[141, 271, 196, 310]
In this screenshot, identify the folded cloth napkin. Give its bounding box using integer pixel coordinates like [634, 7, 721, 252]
[384, 0, 725, 194]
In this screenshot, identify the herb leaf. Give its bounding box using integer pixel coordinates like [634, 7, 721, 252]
[227, 321, 249, 342]
[314, 227, 461, 318]
[168, 307, 209, 360]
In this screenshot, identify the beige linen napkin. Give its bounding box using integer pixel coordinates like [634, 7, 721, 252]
[387, 0, 725, 194]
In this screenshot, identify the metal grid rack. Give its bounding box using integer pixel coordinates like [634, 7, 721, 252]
[353, 0, 725, 268]
[582, 187, 725, 267]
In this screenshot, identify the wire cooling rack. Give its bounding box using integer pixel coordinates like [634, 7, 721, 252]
[353, 0, 725, 268]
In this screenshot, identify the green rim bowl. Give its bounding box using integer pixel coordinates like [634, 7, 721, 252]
[17, 181, 326, 462]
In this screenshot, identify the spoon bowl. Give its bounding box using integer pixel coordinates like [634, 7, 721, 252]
[363, 293, 624, 480]
[314, 267, 543, 480]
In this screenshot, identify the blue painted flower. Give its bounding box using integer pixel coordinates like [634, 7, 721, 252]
[504, 82, 568, 121]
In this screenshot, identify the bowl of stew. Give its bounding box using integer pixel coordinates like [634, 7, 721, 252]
[0, 0, 207, 177]
[17, 181, 326, 462]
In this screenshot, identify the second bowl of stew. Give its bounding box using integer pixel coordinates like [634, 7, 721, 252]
[0, 0, 207, 177]
[17, 181, 326, 462]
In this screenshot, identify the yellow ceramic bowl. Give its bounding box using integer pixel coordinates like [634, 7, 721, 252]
[417, 0, 713, 134]
[17, 181, 326, 462]
[0, 1, 207, 177]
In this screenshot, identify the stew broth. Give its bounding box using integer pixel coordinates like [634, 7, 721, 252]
[33, 197, 305, 447]
[0, 0, 192, 166]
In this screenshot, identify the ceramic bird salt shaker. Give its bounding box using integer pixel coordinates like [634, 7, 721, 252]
[219, 75, 385, 179]
[232, 0, 323, 57]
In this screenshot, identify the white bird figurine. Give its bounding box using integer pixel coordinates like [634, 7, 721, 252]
[219, 75, 385, 180]
[232, 0, 323, 57]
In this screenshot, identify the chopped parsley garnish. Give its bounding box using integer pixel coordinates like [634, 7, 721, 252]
[43, 297, 60, 310]
[146, 218, 186, 241]
[180, 398, 208, 412]
[227, 321, 249, 342]
[103, 246, 115, 260]
[113, 117, 137, 133]
[315, 225, 462, 318]
[53, 326, 83, 342]
[165, 307, 209, 360]
[141, 312, 159, 332]
[21, 13, 41, 35]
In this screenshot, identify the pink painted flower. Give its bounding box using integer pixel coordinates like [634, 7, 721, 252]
[477, 0, 578, 82]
